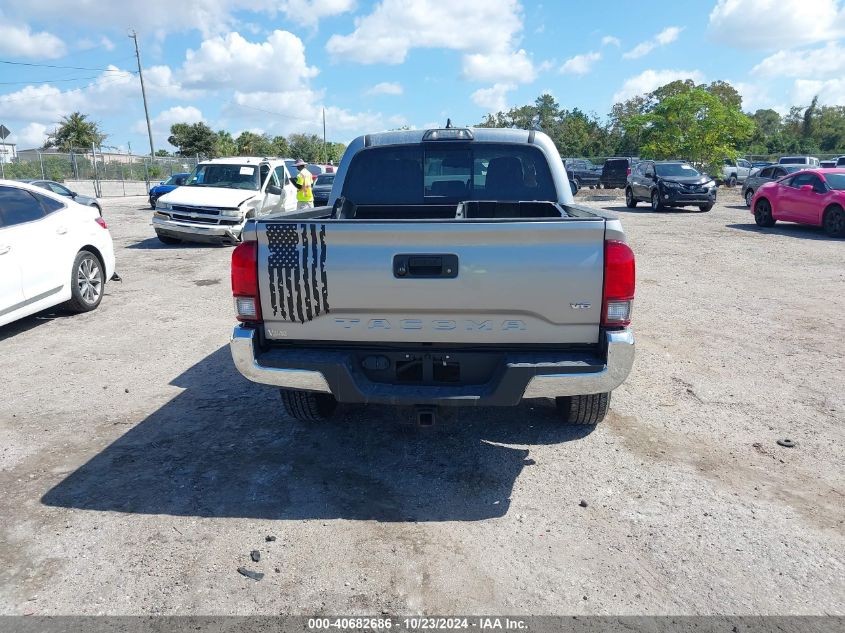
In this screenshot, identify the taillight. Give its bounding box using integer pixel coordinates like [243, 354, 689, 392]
[232, 241, 261, 322]
[626, 167, 631, 176]
[95, 217, 108, 229]
[602, 240, 635, 327]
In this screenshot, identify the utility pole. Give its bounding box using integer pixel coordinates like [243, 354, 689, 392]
[322, 107, 327, 164]
[129, 29, 155, 158]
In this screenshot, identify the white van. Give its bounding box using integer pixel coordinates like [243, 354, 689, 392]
[778, 156, 820, 167]
[152, 157, 298, 245]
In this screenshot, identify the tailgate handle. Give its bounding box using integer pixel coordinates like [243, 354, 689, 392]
[394, 254, 458, 278]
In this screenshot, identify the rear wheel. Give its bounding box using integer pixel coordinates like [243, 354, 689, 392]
[754, 199, 776, 227]
[156, 231, 181, 245]
[280, 389, 337, 422]
[149, 196, 157, 209]
[555, 393, 610, 426]
[625, 187, 637, 208]
[651, 190, 664, 211]
[64, 250, 104, 313]
[823, 205, 845, 237]
[745, 189, 754, 207]
[699, 204, 713, 212]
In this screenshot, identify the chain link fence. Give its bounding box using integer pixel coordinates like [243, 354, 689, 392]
[1, 149, 198, 197]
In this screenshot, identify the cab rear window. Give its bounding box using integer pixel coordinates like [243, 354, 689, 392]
[341, 144, 557, 204]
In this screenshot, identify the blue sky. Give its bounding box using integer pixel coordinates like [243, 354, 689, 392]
[2, 0, 845, 152]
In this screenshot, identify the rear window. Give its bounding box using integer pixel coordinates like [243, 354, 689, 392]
[780, 157, 805, 164]
[341, 143, 556, 204]
[604, 159, 628, 170]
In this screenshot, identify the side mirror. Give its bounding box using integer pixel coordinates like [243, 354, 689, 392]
[70, 191, 78, 198]
[799, 184, 814, 192]
[160, 181, 166, 185]
[266, 184, 282, 196]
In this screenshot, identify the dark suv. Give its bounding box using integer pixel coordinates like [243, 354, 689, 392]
[600, 157, 638, 189]
[625, 160, 717, 212]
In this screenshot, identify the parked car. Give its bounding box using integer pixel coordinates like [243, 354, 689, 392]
[0, 180, 116, 327]
[722, 158, 753, 186]
[152, 157, 298, 245]
[820, 160, 837, 168]
[626, 160, 717, 212]
[779, 156, 820, 167]
[741, 164, 803, 207]
[230, 126, 636, 427]
[563, 159, 602, 189]
[751, 168, 845, 237]
[835, 156, 845, 167]
[148, 172, 189, 209]
[19, 179, 102, 215]
[600, 157, 638, 189]
[312, 173, 335, 207]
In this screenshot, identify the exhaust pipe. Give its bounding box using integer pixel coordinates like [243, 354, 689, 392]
[415, 405, 437, 427]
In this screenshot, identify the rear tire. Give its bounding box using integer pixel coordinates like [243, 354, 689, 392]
[555, 393, 610, 426]
[823, 205, 845, 237]
[63, 250, 105, 313]
[698, 204, 713, 212]
[149, 196, 157, 209]
[625, 187, 637, 208]
[156, 231, 181, 245]
[280, 389, 337, 422]
[754, 199, 776, 227]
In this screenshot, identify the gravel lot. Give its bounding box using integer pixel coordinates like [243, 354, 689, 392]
[0, 190, 842, 616]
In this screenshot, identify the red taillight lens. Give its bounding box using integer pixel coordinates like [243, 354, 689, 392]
[626, 167, 631, 176]
[95, 217, 107, 229]
[231, 241, 261, 322]
[602, 240, 635, 327]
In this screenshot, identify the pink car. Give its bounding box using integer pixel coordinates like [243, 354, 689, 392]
[751, 168, 845, 237]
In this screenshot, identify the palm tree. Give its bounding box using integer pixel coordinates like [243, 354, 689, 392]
[44, 112, 107, 152]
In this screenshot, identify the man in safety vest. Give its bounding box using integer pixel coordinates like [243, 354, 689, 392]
[290, 159, 314, 209]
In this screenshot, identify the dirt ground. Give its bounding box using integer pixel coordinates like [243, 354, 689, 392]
[0, 189, 842, 616]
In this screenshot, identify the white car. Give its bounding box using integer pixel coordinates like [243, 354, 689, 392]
[152, 157, 299, 245]
[722, 158, 753, 186]
[0, 180, 116, 328]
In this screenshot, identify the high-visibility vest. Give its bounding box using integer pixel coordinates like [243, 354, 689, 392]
[296, 169, 314, 202]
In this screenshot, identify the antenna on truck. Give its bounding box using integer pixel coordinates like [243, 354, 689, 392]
[445, 118, 453, 129]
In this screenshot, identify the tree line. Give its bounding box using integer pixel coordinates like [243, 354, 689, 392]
[477, 80, 845, 175]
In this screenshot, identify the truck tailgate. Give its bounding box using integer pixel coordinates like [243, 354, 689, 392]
[256, 219, 605, 345]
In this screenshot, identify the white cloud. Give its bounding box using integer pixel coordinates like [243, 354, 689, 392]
[366, 81, 403, 96]
[0, 21, 66, 59]
[277, 0, 356, 27]
[181, 30, 318, 92]
[471, 83, 515, 112]
[4, 1, 250, 38]
[752, 41, 845, 77]
[461, 49, 536, 84]
[612, 69, 705, 102]
[100, 36, 115, 51]
[325, 0, 532, 84]
[601, 35, 621, 47]
[559, 51, 601, 75]
[5, 123, 49, 149]
[623, 26, 683, 59]
[134, 106, 205, 149]
[708, 0, 845, 49]
[793, 78, 845, 106]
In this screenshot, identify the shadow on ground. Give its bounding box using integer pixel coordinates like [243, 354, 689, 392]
[602, 205, 703, 215]
[126, 237, 230, 250]
[726, 222, 840, 241]
[42, 346, 591, 522]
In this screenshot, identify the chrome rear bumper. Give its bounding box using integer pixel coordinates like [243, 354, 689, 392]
[230, 326, 635, 404]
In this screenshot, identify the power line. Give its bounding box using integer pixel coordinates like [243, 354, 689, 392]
[0, 59, 131, 72]
[0, 73, 137, 104]
[0, 72, 135, 86]
[229, 101, 316, 123]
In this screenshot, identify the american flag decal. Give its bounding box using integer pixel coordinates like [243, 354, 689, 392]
[266, 223, 330, 323]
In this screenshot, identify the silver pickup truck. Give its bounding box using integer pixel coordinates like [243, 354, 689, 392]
[229, 127, 635, 426]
